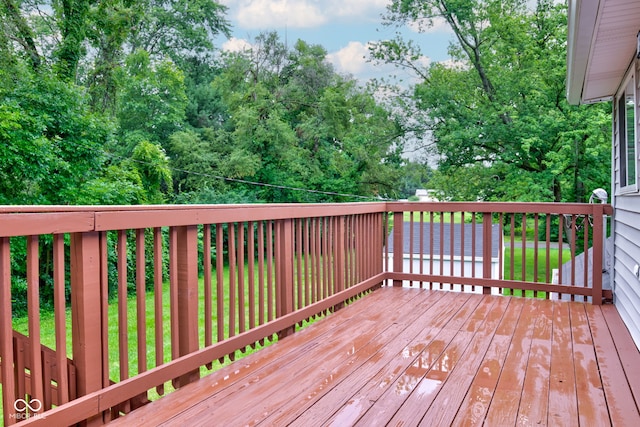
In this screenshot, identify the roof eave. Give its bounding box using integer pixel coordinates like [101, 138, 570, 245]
[566, 0, 601, 105]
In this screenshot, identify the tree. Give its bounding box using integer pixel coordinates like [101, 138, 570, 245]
[373, 0, 611, 202]
[116, 49, 188, 145]
[206, 32, 405, 202]
[0, 64, 111, 204]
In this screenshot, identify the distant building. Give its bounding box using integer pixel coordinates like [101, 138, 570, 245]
[386, 221, 502, 292]
[414, 189, 438, 202]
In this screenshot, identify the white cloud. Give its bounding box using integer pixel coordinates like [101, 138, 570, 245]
[222, 37, 253, 52]
[407, 16, 453, 34]
[225, 0, 390, 30]
[329, 0, 389, 19]
[232, 0, 326, 29]
[327, 41, 431, 86]
[327, 41, 370, 75]
[438, 58, 467, 70]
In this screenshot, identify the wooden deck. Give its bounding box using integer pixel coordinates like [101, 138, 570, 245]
[108, 287, 640, 426]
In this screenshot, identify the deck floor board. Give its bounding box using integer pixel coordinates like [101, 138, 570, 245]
[108, 287, 640, 427]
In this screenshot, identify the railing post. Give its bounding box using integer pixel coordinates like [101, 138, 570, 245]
[482, 213, 493, 295]
[70, 231, 106, 426]
[276, 219, 295, 338]
[393, 212, 404, 287]
[592, 204, 604, 305]
[175, 225, 200, 385]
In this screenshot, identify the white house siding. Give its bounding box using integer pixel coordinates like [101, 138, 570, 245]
[612, 195, 640, 348]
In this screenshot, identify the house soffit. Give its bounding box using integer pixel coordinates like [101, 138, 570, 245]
[567, 0, 640, 104]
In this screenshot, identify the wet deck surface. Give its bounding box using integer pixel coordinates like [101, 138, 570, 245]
[110, 287, 640, 426]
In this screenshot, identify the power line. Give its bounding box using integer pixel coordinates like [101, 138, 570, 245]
[104, 149, 394, 202]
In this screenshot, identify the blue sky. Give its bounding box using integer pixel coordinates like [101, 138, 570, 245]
[217, 0, 455, 84]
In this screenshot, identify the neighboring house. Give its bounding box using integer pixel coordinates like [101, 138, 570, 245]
[386, 221, 502, 292]
[567, 0, 640, 348]
[415, 189, 438, 202]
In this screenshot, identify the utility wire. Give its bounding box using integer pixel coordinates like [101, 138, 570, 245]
[122, 155, 392, 201]
[92, 145, 395, 202]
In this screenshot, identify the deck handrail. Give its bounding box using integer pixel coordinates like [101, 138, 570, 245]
[0, 201, 612, 425]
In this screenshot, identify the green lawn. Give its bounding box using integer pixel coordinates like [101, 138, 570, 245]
[4, 267, 282, 422]
[502, 246, 572, 297]
[3, 255, 332, 422]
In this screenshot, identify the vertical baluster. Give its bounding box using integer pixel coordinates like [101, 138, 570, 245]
[99, 231, 109, 418]
[310, 218, 318, 305]
[248, 222, 256, 332]
[237, 222, 245, 337]
[304, 218, 311, 305]
[419, 211, 424, 288]
[409, 210, 414, 286]
[135, 229, 146, 375]
[429, 212, 434, 289]
[27, 235, 44, 408]
[0, 237, 15, 425]
[257, 221, 265, 327]
[510, 215, 516, 282]
[534, 214, 539, 288]
[498, 213, 504, 293]
[169, 227, 178, 363]
[521, 214, 527, 294]
[482, 213, 493, 295]
[334, 216, 345, 310]
[460, 212, 465, 289]
[203, 224, 212, 366]
[439, 216, 444, 290]
[216, 224, 225, 357]
[153, 227, 164, 394]
[228, 223, 236, 344]
[392, 212, 403, 287]
[117, 229, 129, 381]
[570, 215, 577, 301]
[545, 215, 551, 286]
[296, 218, 303, 312]
[323, 217, 329, 300]
[471, 213, 476, 292]
[557, 215, 564, 300]
[53, 233, 69, 404]
[584, 218, 590, 302]
[449, 212, 455, 290]
[266, 221, 274, 324]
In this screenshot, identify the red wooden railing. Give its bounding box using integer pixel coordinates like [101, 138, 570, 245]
[0, 202, 612, 425]
[385, 202, 612, 303]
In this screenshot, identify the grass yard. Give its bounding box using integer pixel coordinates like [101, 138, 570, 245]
[502, 246, 572, 297]
[4, 266, 291, 421]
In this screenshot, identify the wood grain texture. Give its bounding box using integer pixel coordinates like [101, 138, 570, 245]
[105, 288, 640, 427]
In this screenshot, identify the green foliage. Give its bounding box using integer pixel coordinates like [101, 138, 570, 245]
[0, 64, 111, 204]
[376, 0, 611, 202]
[206, 32, 405, 202]
[116, 50, 188, 143]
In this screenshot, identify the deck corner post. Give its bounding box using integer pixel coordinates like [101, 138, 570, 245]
[591, 204, 604, 305]
[482, 213, 492, 295]
[276, 219, 295, 338]
[70, 231, 106, 426]
[392, 212, 404, 287]
[175, 225, 200, 385]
